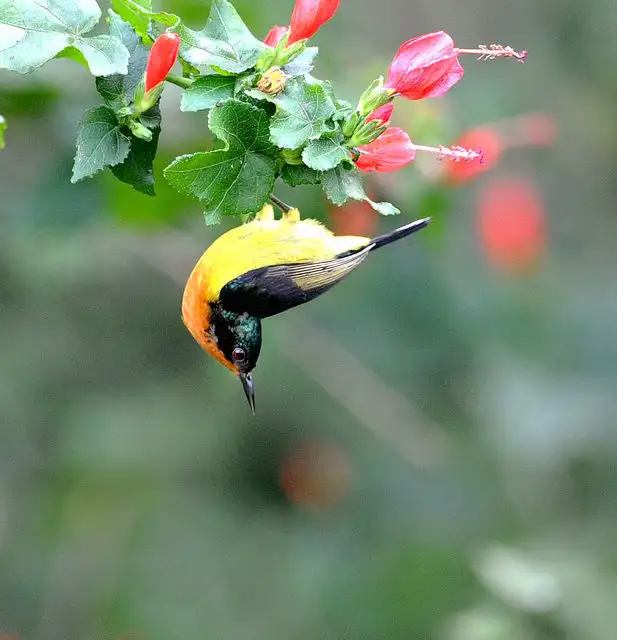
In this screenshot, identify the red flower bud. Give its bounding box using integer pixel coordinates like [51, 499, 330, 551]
[385, 31, 464, 100]
[444, 126, 503, 184]
[145, 32, 180, 94]
[366, 103, 394, 125]
[264, 25, 289, 47]
[355, 127, 415, 173]
[288, 0, 341, 45]
[477, 177, 546, 273]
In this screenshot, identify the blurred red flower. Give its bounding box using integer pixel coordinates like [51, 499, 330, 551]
[445, 126, 503, 184]
[477, 177, 546, 273]
[330, 199, 378, 237]
[279, 439, 352, 510]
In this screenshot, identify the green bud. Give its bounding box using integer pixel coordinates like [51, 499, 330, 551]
[357, 122, 388, 145]
[341, 112, 362, 138]
[135, 81, 162, 116]
[127, 119, 153, 141]
[281, 147, 304, 165]
[255, 49, 277, 73]
[277, 40, 306, 66]
[346, 119, 388, 147]
[357, 76, 392, 116]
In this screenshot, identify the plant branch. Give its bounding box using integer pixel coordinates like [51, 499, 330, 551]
[269, 193, 293, 212]
[165, 73, 193, 89]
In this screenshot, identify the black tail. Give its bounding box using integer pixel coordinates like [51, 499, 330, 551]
[369, 217, 431, 252]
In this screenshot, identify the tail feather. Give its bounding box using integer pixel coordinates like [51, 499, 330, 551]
[369, 217, 430, 252]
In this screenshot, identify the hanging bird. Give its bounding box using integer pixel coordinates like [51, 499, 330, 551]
[182, 202, 430, 412]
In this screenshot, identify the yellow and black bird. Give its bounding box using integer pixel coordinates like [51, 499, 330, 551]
[182, 202, 430, 412]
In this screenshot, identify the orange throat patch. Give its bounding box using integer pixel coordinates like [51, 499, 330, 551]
[182, 264, 238, 375]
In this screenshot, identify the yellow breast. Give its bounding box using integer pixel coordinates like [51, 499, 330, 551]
[195, 213, 369, 302]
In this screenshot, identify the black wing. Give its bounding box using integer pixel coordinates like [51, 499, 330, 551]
[219, 247, 372, 318]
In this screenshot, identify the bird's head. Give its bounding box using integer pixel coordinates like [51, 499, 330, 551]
[184, 301, 262, 413]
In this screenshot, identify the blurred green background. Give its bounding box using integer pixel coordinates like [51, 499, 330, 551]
[1, 0, 617, 638]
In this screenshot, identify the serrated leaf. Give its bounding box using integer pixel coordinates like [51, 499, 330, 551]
[96, 11, 149, 107]
[72, 106, 131, 182]
[111, 123, 160, 195]
[322, 165, 400, 215]
[111, 0, 152, 41]
[0, 0, 129, 75]
[282, 46, 317, 76]
[110, 0, 193, 51]
[302, 137, 350, 171]
[164, 100, 276, 218]
[112, 0, 261, 75]
[281, 164, 321, 187]
[0, 114, 6, 149]
[182, 0, 267, 73]
[180, 75, 236, 112]
[73, 33, 131, 76]
[269, 77, 335, 149]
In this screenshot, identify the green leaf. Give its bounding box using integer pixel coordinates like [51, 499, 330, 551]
[72, 106, 131, 183]
[269, 77, 336, 149]
[280, 164, 321, 187]
[109, 0, 191, 49]
[0, 0, 129, 75]
[302, 137, 350, 171]
[96, 11, 149, 108]
[182, 0, 267, 73]
[111, 0, 152, 41]
[0, 113, 6, 149]
[180, 75, 236, 112]
[322, 165, 400, 215]
[113, 0, 263, 75]
[111, 124, 160, 195]
[164, 100, 276, 218]
[204, 210, 223, 225]
[282, 46, 317, 76]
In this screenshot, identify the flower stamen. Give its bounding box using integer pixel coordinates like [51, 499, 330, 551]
[454, 44, 527, 63]
[413, 144, 484, 162]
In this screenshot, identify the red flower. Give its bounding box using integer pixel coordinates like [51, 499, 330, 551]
[385, 31, 464, 100]
[279, 439, 352, 510]
[264, 25, 289, 47]
[355, 127, 415, 172]
[444, 126, 503, 184]
[330, 199, 378, 237]
[477, 177, 546, 273]
[145, 32, 180, 94]
[366, 103, 394, 124]
[288, 0, 341, 45]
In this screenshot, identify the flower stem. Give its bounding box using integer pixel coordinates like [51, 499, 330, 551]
[165, 73, 194, 89]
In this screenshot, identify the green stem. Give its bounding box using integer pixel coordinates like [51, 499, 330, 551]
[270, 193, 293, 213]
[165, 73, 193, 89]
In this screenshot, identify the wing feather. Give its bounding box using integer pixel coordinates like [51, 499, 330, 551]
[220, 246, 372, 318]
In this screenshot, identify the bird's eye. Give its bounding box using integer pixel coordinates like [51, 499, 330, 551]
[232, 347, 246, 363]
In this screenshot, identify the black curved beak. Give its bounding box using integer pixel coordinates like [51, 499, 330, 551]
[239, 372, 255, 415]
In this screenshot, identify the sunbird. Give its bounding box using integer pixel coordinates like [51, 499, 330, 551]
[182, 203, 430, 412]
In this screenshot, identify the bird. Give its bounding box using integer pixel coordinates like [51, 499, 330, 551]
[182, 202, 430, 413]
